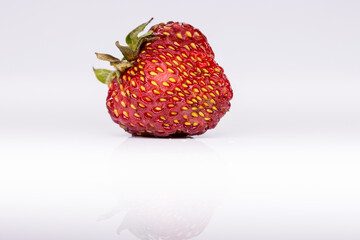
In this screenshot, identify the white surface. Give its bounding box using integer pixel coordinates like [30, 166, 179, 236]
[1, 0, 360, 239]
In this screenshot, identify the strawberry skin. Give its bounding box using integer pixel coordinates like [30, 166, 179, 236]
[95, 20, 233, 137]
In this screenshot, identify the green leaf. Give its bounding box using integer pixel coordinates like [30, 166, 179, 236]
[125, 18, 154, 52]
[93, 68, 114, 85]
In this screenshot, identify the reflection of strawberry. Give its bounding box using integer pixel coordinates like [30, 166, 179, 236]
[94, 19, 233, 137]
[117, 200, 215, 240]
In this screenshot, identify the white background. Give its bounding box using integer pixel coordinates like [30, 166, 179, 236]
[1, 0, 360, 239]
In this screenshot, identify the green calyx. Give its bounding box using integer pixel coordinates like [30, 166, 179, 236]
[93, 18, 155, 85]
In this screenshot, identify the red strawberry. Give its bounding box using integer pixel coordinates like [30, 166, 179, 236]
[94, 19, 233, 137]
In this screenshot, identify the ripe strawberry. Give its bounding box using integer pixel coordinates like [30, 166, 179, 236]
[94, 18, 232, 137]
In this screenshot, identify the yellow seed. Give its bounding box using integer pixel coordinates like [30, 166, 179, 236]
[114, 96, 120, 102]
[166, 78, 175, 84]
[206, 109, 213, 113]
[156, 67, 164, 72]
[199, 105, 204, 109]
[199, 111, 205, 117]
[146, 42, 151, 46]
[178, 92, 185, 97]
[193, 122, 199, 126]
[165, 62, 172, 66]
[151, 81, 158, 86]
[146, 112, 152, 118]
[132, 93, 138, 99]
[123, 111, 129, 117]
[203, 94, 208, 100]
[192, 107, 198, 110]
[216, 90, 220, 95]
[121, 101, 127, 108]
[134, 113, 140, 118]
[204, 117, 211, 121]
[131, 81, 136, 87]
[168, 104, 175, 108]
[190, 43, 197, 49]
[140, 76, 145, 81]
[176, 33, 183, 39]
[138, 122, 144, 127]
[158, 130, 164, 133]
[170, 111, 178, 116]
[158, 45, 164, 49]
[140, 71, 145, 75]
[185, 122, 191, 126]
[210, 99, 216, 104]
[168, 68, 175, 73]
[202, 68, 209, 73]
[200, 80, 206, 86]
[144, 97, 152, 102]
[121, 91, 126, 97]
[162, 82, 170, 87]
[210, 93, 216, 97]
[166, 53, 173, 58]
[182, 84, 188, 88]
[184, 45, 190, 51]
[194, 32, 200, 36]
[174, 119, 179, 123]
[208, 85, 214, 90]
[130, 70, 135, 75]
[176, 56, 182, 62]
[181, 106, 188, 110]
[204, 102, 209, 107]
[140, 86, 146, 91]
[218, 82, 222, 87]
[185, 31, 192, 38]
[212, 106, 218, 111]
[215, 68, 221, 72]
[127, 76, 131, 81]
[114, 109, 119, 117]
[175, 87, 181, 91]
[186, 80, 192, 85]
[138, 65, 144, 69]
[150, 71, 157, 76]
[159, 98, 167, 102]
[197, 57, 202, 61]
[201, 87, 208, 92]
[119, 84, 124, 90]
[138, 103, 145, 108]
[192, 98, 198, 103]
[122, 75, 127, 81]
[183, 115, 188, 120]
[196, 96, 202, 101]
[153, 89, 160, 94]
[183, 72, 188, 77]
[131, 104, 136, 110]
[174, 41, 180, 46]
[152, 59, 159, 63]
[190, 72, 196, 76]
[168, 46, 175, 50]
[180, 65, 186, 70]
[187, 100, 193, 104]
[172, 60, 179, 65]
[163, 32, 170, 36]
[163, 123, 170, 127]
[155, 107, 162, 111]
[191, 112, 198, 117]
[193, 88, 200, 93]
[149, 123, 154, 127]
[173, 97, 180, 101]
[120, 124, 126, 129]
[160, 116, 166, 120]
[146, 130, 152, 133]
[160, 55, 166, 59]
[181, 53, 188, 58]
[166, 91, 174, 95]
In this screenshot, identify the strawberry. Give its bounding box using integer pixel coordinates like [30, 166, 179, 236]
[93, 18, 233, 137]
